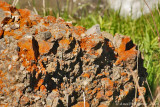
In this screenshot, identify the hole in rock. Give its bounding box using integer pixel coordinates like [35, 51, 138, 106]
[125, 40, 134, 51]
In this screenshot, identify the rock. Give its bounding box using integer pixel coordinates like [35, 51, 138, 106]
[0, 1, 147, 107]
[85, 24, 101, 35]
[46, 90, 59, 107]
[20, 95, 30, 106]
[0, 9, 5, 22]
[73, 101, 90, 107]
[101, 31, 114, 41]
[0, 27, 3, 38]
[39, 31, 52, 41]
[17, 35, 39, 68]
[12, 55, 18, 61]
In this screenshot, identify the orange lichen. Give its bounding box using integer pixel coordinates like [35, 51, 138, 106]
[115, 46, 137, 65]
[80, 34, 103, 57]
[93, 80, 97, 84]
[97, 88, 101, 91]
[0, 1, 10, 11]
[0, 70, 7, 95]
[59, 39, 70, 45]
[121, 72, 127, 76]
[0, 104, 8, 107]
[0, 70, 7, 78]
[40, 27, 48, 32]
[96, 90, 104, 99]
[124, 90, 129, 95]
[3, 88, 9, 95]
[0, 1, 145, 106]
[46, 16, 56, 23]
[91, 88, 97, 95]
[74, 26, 86, 36]
[105, 90, 113, 97]
[84, 86, 89, 91]
[97, 73, 103, 77]
[75, 85, 81, 92]
[138, 87, 146, 96]
[73, 102, 90, 107]
[82, 73, 90, 78]
[40, 85, 47, 92]
[116, 37, 131, 53]
[17, 37, 39, 72]
[3, 29, 23, 40]
[61, 83, 65, 89]
[114, 36, 137, 65]
[122, 77, 129, 83]
[104, 72, 109, 76]
[43, 57, 48, 62]
[42, 21, 49, 26]
[26, 18, 33, 28]
[31, 20, 38, 26]
[52, 89, 58, 92]
[101, 78, 114, 89]
[17, 38, 37, 61]
[35, 29, 38, 35]
[114, 81, 119, 84]
[18, 18, 28, 29]
[5, 12, 11, 16]
[3, 30, 13, 37]
[0, 1, 10, 7]
[34, 79, 44, 91]
[37, 79, 44, 87]
[87, 90, 93, 94]
[38, 40, 52, 55]
[18, 9, 31, 18]
[80, 36, 96, 51]
[98, 104, 108, 107]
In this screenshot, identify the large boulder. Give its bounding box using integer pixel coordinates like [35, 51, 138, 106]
[0, 1, 147, 106]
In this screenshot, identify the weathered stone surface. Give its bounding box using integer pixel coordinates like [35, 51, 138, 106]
[0, 27, 3, 38]
[0, 1, 147, 107]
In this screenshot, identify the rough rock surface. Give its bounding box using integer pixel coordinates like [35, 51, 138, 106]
[0, 1, 147, 107]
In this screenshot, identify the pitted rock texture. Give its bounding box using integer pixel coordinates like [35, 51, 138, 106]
[0, 1, 147, 107]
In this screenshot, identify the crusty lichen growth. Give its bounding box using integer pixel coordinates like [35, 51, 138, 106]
[0, 1, 147, 106]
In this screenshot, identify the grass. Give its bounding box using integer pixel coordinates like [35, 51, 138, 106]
[12, 0, 160, 104]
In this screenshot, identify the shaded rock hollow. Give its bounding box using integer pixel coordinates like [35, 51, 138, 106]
[0, 1, 147, 107]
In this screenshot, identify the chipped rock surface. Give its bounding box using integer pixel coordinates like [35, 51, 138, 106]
[0, 1, 147, 107]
